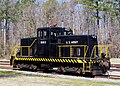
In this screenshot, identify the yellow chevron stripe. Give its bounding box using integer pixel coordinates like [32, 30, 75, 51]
[71, 59, 74, 63]
[45, 58, 47, 61]
[55, 59, 57, 62]
[53, 59, 55, 62]
[43, 58, 45, 61]
[16, 57, 85, 64]
[56, 59, 59, 62]
[50, 59, 52, 62]
[59, 59, 61, 62]
[68, 59, 71, 63]
[48, 59, 50, 62]
[57, 59, 59, 62]
[65, 59, 68, 63]
[44, 58, 46, 61]
[61, 59, 64, 62]
[60, 59, 62, 62]
[62, 59, 65, 62]
[77, 60, 83, 63]
[74, 60, 77, 63]
[51, 59, 53, 62]
[83, 60, 86, 63]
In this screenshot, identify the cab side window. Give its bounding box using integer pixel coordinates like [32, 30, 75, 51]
[38, 30, 47, 39]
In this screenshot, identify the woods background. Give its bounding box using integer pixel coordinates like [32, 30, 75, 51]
[0, 0, 120, 59]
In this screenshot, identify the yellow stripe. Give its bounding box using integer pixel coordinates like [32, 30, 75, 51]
[50, 59, 52, 62]
[51, 59, 53, 62]
[46, 59, 48, 61]
[52, 59, 54, 62]
[71, 59, 74, 63]
[57, 59, 59, 62]
[83, 60, 86, 63]
[59, 59, 62, 62]
[41, 58, 43, 61]
[44, 58, 46, 61]
[65, 59, 68, 63]
[77, 60, 83, 63]
[74, 60, 77, 63]
[55, 59, 57, 62]
[43, 58, 45, 61]
[15, 57, 84, 64]
[60, 59, 62, 62]
[68, 59, 71, 63]
[53, 59, 55, 62]
[48, 59, 50, 62]
[58, 59, 60, 62]
[62, 59, 65, 62]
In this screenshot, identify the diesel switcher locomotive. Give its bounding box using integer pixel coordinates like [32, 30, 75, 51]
[10, 26, 110, 75]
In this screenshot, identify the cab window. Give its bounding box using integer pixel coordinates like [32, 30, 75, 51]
[38, 30, 47, 39]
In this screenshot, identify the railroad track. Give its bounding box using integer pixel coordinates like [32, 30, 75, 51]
[0, 60, 12, 69]
[95, 64, 120, 80]
[95, 74, 120, 80]
[0, 60, 120, 79]
[111, 64, 120, 68]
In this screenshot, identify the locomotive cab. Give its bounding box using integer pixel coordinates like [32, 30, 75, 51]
[37, 27, 73, 39]
[36, 27, 73, 57]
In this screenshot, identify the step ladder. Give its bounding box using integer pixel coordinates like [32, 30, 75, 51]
[82, 60, 92, 73]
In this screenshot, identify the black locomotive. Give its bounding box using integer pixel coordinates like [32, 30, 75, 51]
[10, 26, 110, 75]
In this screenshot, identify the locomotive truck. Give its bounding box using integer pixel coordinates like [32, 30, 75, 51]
[10, 26, 110, 75]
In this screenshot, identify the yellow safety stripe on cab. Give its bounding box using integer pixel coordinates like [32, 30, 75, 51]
[15, 57, 84, 63]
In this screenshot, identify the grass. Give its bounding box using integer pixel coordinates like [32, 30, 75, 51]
[27, 75, 120, 86]
[0, 71, 21, 75]
[0, 70, 120, 86]
[25, 73, 120, 86]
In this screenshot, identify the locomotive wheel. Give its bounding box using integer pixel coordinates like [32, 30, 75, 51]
[76, 68, 82, 74]
[102, 65, 107, 74]
[30, 64, 37, 71]
[56, 67, 61, 73]
[17, 64, 22, 69]
[43, 68, 49, 72]
[57, 66, 66, 73]
[84, 72, 95, 78]
[13, 63, 19, 70]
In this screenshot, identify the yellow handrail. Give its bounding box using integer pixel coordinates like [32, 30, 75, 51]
[11, 39, 37, 58]
[58, 45, 88, 59]
[90, 45, 111, 59]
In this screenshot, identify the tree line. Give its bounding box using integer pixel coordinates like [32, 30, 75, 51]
[0, 0, 120, 58]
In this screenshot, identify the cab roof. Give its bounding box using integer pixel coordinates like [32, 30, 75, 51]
[37, 27, 72, 32]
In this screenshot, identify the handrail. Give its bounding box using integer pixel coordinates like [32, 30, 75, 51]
[30, 39, 37, 47]
[58, 45, 88, 59]
[90, 45, 111, 59]
[10, 39, 37, 58]
[58, 45, 111, 60]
